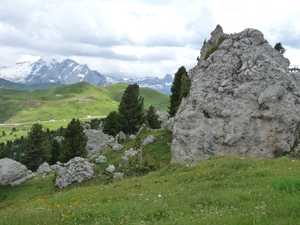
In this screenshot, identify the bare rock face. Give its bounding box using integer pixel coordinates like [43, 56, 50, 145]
[0, 158, 35, 186]
[84, 129, 115, 157]
[55, 157, 94, 188]
[171, 26, 300, 162]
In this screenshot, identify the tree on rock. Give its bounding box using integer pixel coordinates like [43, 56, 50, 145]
[146, 105, 161, 129]
[274, 42, 286, 54]
[180, 72, 191, 100]
[169, 66, 188, 117]
[118, 83, 145, 134]
[21, 123, 49, 171]
[61, 118, 87, 162]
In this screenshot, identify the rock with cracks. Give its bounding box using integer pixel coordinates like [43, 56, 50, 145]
[171, 25, 300, 162]
[55, 157, 94, 188]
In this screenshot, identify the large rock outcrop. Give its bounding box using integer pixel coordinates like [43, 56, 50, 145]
[84, 129, 114, 157]
[0, 158, 35, 186]
[171, 25, 300, 162]
[55, 157, 94, 188]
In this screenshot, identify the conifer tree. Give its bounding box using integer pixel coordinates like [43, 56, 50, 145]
[61, 118, 87, 162]
[168, 66, 187, 117]
[21, 123, 49, 171]
[180, 72, 191, 100]
[118, 83, 145, 134]
[274, 42, 286, 54]
[146, 105, 161, 129]
[50, 139, 61, 165]
[103, 111, 120, 136]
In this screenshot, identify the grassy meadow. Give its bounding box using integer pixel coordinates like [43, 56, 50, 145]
[0, 82, 169, 142]
[1, 153, 300, 224]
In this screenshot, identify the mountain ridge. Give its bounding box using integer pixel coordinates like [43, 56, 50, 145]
[0, 58, 173, 94]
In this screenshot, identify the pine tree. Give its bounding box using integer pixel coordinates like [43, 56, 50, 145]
[61, 118, 87, 162]
[21, 123, 49, 171]
[103, 111, 120, 136]
[50, 139, 61, 165]
[146, 105, 161, 129]
[180, 72, 191, 100]
[274, 42, 286, 54]
[168, 66, 187, 117]
[118, 83, 145, 134]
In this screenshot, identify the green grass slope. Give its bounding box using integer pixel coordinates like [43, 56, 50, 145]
[0, 82, 169, 124]
[0, 78, 64, 91]
[1, 154, 300, 224]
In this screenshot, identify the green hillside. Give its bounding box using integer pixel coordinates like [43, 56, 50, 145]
[1, 153, 300, 224]
[0, 82, 169, 124]
[0, 78, 63, 91]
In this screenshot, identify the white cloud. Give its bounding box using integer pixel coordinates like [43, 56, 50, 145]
[0, 0, 299, 78]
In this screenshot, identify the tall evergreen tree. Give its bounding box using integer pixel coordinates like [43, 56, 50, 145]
[61, 118, 87, 162]
[21, 123, 49, 171]
[50, 139, 61, 165]
[180, 72, 192, 100]
[146, 105, 161, 129]
[103, 111, 120, 136]
[118, 83, 144, 134]
[168, 66, 187, 117]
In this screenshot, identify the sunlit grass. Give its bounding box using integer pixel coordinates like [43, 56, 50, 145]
[0, 82, 169, 124]
[1, 155, 300, 225]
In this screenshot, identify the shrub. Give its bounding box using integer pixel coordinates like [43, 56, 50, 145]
[204, 35, 228, 60]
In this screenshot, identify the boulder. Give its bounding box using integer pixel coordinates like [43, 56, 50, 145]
[129, 134, 136, 140]
[106, 165, 115, 173]
[142, 135, 157, 146]
[55, 157, 94, 188]
[117, 131, 127, 142]
[37, 162, 51, 174]
[112, 143, 123, 151]
[84, 129, 115, 157]
[122, 148, 139, 160]
[95, 155, 106, 163]
[0, 158, 35, 186]
[171, 25, 300, 162]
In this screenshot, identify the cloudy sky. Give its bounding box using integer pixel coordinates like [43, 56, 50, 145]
[0, 0, 299, 78]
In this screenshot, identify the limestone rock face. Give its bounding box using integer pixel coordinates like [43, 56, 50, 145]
[171, 26, 300, 162]
[0, 158, 35, 186]
[85, 129, 114, 157]
[55, 157, 94, 188]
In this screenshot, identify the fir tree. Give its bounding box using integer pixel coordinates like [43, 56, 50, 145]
[118, 83, 145, 134]
[103, 111, 120, 136]
[146, 105, 161, 129]
[50, 139, 61, 165]
[274, 42, 286, 54]
[180, 72, 191, 100]
[168, 66, 187, 117]
[21, 123, 49, 171]
[61, 118, 87, 162]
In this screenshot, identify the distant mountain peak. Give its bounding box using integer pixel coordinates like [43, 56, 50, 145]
[0, 58, 173, 95]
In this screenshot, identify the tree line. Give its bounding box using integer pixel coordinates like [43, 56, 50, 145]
[0, 66, 191, 172]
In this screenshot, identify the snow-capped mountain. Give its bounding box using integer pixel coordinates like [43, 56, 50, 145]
[0, 58, 172, 94]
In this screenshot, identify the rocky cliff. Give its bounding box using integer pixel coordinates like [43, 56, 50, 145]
[171, 25, 300, 162]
